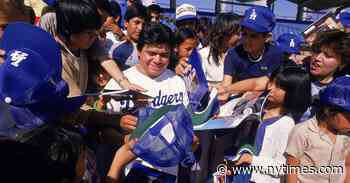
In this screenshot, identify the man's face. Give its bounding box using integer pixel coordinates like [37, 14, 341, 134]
[310, 45, 342, 80]
[137, 44, 170, 78]
[241, 27, 266, 55]
[125, 17, 144, 42]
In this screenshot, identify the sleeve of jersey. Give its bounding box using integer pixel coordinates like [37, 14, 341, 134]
[111, 42, 134, 69]
[223, 48, 237, 77]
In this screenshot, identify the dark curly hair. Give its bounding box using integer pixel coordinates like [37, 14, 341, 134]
[312, 30, 350, 66]
[137, 22, 174, 51]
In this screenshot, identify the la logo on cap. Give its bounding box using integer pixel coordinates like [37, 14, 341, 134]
[249, 9, 257, 20]
[289, 39, 295, 48]
[10, 50, 28, 67]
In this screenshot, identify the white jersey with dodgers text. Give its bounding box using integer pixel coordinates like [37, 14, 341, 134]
[104, 66, 189, 113]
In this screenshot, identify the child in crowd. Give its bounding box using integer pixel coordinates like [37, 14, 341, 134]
[228, 65, 311, 183]
[169, 27, 198, 71]
[200, 13, 241, 88]
[285, 76, 350, 183]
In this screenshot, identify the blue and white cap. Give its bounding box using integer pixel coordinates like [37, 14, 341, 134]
[240, 5, 276, 33]
[131, 105, 195, 168]
[0, 22, 85, 131]
[319, 76, 350, 114]
[176, 3, 197, 22]
[339, 11, 350, 28]
[276, 33, 304, 54]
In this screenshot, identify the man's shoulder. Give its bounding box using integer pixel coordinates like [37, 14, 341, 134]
[264, 43, 284, 60]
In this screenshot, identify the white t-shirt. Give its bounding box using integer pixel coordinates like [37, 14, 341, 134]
[199, 46, 226, 86]
[104, 66, 189, 113]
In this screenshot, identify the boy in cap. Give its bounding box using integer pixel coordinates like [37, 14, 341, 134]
[286, 76, 350, 183]
[219, 6, 284, 102]
[176, 3, 198, 31]
[0, 22, 97, 183]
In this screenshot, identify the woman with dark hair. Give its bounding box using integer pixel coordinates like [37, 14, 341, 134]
[227, 65, 311, 183]
[199, 13, 241, 88]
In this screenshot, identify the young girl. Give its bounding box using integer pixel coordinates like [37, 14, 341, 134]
[228, 66, 311, 183]
[170, 27, 198, 72]
[200, 13, 240, 88]
[285, 76, 350, 183]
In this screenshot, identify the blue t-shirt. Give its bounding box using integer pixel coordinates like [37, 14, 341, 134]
[223, 43, 284, 81]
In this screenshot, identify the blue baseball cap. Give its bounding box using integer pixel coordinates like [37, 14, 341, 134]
[276, 33, 304, 54]
[131, 105, 195, 168]
[0, 22, 85, 131]
[240, 6, 275, 33]
[319, 76, 350, 114]
[339, 11, 350, 28]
